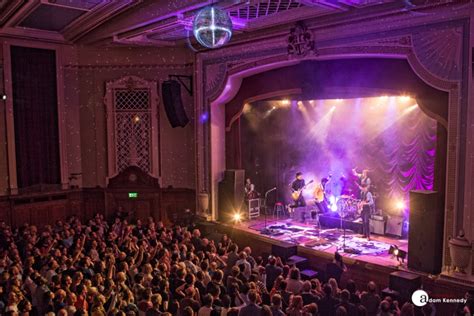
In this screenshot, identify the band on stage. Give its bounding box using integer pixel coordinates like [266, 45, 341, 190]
[244, 167, 376, 240]
[289, 168, 375, 240]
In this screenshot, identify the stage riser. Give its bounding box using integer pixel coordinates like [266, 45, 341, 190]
[319, 215, 363, 234]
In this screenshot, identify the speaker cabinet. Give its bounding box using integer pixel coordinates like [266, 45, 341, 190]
[386, 216, 403, 237]
[218, 170, 245, 222]
[271, 242, 297, 260]
[162, 80, 189, 128]
[389, 271, 421, 301]
[408, 190, 444, 274]
[370, 218, 385, 235]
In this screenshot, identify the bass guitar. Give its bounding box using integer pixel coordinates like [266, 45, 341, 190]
[291, 180, 314, 201]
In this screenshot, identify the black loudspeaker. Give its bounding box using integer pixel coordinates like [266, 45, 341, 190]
[162, 80, 189, 128]
[389, 271, 421, 301]
[218, 170, 245, 222]
[408, 190, 444, 274]
[271, 242, 297, 260]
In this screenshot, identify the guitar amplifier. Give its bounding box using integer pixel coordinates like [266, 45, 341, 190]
[386, 216, 404, 237]
[370, 217, 386, 235]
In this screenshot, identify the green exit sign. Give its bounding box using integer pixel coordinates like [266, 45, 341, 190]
[128, 192, 138, 198]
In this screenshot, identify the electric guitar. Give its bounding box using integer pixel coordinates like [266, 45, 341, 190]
[314, 175, 332, 203]
[291, 180, 314, 201]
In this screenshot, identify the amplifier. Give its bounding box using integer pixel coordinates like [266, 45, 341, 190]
[386, 216, 404, 237]
[389, 271, 421, 300]
[370, 218, 386, 235]
[372, 215, 385, 221]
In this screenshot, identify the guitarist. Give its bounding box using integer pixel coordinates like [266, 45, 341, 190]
[314, 176, 331, 214]
[291, 172, 306, 207]
[352, 168, 371, 198]
[359, 184, 375, 240]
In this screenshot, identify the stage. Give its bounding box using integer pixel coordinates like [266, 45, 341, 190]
[229, 215, 408, 267]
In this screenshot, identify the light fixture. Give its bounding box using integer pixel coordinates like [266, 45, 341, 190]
[193, 7, 233, 49]
[232, 212, 242, 223]
[1, 94, 6, 101]
[395, 200, 406, 211]
[388, 245, 407, 263]
[399, 95, 411, 102]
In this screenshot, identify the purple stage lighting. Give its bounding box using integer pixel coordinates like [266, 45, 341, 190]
[200, 112, 209, 123]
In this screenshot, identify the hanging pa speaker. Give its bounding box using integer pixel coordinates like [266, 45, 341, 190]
[162, 80, 189, 128]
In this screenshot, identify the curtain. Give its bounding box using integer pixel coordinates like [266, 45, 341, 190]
[11, 46, 60, 188]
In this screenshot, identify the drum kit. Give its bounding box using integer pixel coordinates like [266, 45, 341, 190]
[335, 195, 361, 220]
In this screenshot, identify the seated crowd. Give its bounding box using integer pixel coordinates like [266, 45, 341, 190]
[0, 214, 469, 316]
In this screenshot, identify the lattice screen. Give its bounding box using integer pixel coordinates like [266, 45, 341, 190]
[114, 89, 152, 173]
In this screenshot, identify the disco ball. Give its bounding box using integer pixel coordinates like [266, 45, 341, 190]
[193, 7, 232, 49]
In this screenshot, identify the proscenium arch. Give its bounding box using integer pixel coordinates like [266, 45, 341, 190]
[208, 52, 457, 266]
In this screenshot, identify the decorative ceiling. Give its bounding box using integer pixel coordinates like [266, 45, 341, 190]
[0, 0, 466, 47]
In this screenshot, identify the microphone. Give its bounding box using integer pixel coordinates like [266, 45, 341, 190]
[266, 187, 277, 194]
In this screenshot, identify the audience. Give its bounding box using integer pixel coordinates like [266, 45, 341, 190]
[0, 213, 441, 316]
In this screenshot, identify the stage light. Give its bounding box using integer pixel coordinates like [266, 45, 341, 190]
[331, 204, 338, 212]
[399, 96, 411, 102]
[272, 106, 276, 110]
[133, 115, 140, 123]
[232, 212, 242, 223]
[1, 94, 6, 101]
[395, 200, 405, 211]
[335, 99, 343, 102]
[379, 95, 388, 100]
[281, 99, 290, 105]
[388, 245, 407, 263]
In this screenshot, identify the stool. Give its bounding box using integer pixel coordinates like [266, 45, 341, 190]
[274, 202, 286, 219]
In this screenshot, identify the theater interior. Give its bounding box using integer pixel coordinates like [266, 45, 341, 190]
[0, 1, 474, 315]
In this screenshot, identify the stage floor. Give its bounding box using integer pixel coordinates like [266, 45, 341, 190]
[233, 216, 408, 267]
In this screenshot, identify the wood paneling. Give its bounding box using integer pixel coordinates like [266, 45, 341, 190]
[0, 185, 196, 227]
[161, 188, 195, 224]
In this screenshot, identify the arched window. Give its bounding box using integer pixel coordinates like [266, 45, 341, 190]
[104, 76, 159, 179]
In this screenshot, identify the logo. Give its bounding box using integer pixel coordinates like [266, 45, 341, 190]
[412, 290, 429, 307]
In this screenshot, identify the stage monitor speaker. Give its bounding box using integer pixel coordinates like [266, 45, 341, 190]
[162, 80, 189, 128]
[408, 190, 443, 274]
[271, 242, 297, 260]
[389, 271, 421, 301]
[218, 169, 245, 222]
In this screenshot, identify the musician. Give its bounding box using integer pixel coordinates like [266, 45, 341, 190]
[352, 168, 371, 196]
[244, 178, 259, 200]
[291, 172, 306, 207]
[360, 184, 375, 240]
[315, 177, 330, 213]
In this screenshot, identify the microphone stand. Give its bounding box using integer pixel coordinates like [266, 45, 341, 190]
[261, 187, 276, 235]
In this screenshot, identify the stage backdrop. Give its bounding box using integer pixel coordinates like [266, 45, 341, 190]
[241, 96, 436, 215]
